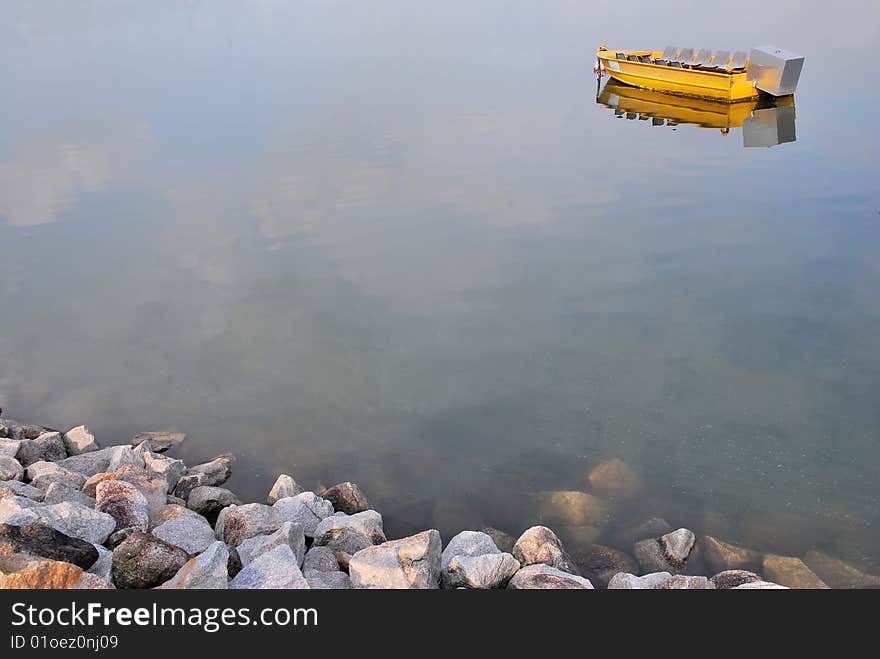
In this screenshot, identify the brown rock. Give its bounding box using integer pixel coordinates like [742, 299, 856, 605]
[111, 532, 189, 589]
[803, 550, 880, 589]
[480, 526, 516, 553]
[763, 554, 829, 589]
[513, 525, 580, 575]
[572, 544, 639, 588]
[0, 556, 111, 589]
[703, 536, 761, 573]
[320, 482, 370, 515]
[710, 569, 763, 589]
[82, 472, 117, 497]
[588, 459, 642, 499]
[534, 491, 609, 527]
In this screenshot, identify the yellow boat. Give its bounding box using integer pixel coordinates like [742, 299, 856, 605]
[596, 44, 804, 103]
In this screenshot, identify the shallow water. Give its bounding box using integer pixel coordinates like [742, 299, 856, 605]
[2, 1, 879, 570]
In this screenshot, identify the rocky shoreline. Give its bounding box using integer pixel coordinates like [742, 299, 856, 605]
[1, 414, 878, 589]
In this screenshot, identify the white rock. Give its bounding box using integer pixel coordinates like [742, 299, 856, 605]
[25, 461, 86, 490]
[607, 571, 674, 589]
[151, 516, 216, 555]
[349, 530, 442, 589]
[157, 541, 229, 589]
[272, 492, 334, 537]
[62, 426, 99, 456]
[143, 451, 186, 490]
[441, 530, 520, 589]
[0, 439, 23, 459]
[733, 580, 790, 589]
[221, 503, 284, 547]
[87, 545, 114, 581]
[43, 483, 95, 507]
[0, 495, 43, 526]
[34, 501, 117, 545]
[236, 521, 306, 567]
[267, 474, 304, 504]
[229, 545, 309, 589]
[508, 564, 595, 589]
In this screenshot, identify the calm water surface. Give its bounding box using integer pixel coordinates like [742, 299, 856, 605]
[2, 1, 879, 569]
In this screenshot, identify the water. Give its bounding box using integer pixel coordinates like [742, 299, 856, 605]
[2, 1, 879, 570]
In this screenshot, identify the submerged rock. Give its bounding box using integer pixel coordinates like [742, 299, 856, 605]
[313, 510, 386, 555]
[508, 564, 594, 589]
[320, 482, 371, 515]
[230, 544, 309, 589]
[703, 536, 762, 573]
[480, 526, 516, 553]
[611, 516, 673, 549]
[607, 571, 674, 589]
[534, 490, 609, 527]
[634, 528, 697, 575]
[0, 522, 99, 569]
[267, 474, 304, 504]
[111, 532, 189, 589]
[157, 541, 229, 589]
[803, 550, 880, 589]
[573, 544, 639, 588]
[349, 530, 442, 589]
[512, 526, 579, 575]
[762, 554, 829, 589]
[62, 426, 99, 456]
[441, 530, 519, 589]
[587, 459, 642, 499]
[131, 431, 185, 454]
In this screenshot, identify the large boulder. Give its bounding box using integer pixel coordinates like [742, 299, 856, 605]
[534, 491, 609, 527]
[508, 564, 594, 589]
[320, 482, 371, 515]
[573, 544, 639, 588]
[95, 480, 150, 534]
[15, 432, 67, 467]
[440, 530, 519, 589]
[703, 536, 761, 573]
[272, 492, 334, 537]
[267, 474, 304, 504]
[762, 554, 829, 589]
[222, 503, 284, 547]
[151, 516, 216, 555]
[130, 431, 185, 453]
[349, 530, 442, 589]
[113, 465, 168, 523]
[0, 455, 24, 481]
[606, 571, 674, 589]
[62, 426, 99, 456]
[512, 526, 579, 575]
[803, 550, 880, 589]
[187, 486, 242, 520]
[633, 528, 698, 575]
[587, 458, 642, 499]
[236, 521, 306, 568]
[42, 483, 95, 507]
[313, 510, 386, 555]
[30, 501, 116, 545]
[25, 461, 86, 491]
[229, 544, 309, 589]
[111, 532, 189, 589]
[0, 523, 99, 569]
[157, 541, 229, 589]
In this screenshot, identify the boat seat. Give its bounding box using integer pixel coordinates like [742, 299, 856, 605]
[729, 50, 747, 70]
[660, 45, 678, 61]
[616, 52, 626, 59]
[638, 55, 652, 63]
[672, 47, 694, 64]
[686, 48, 711, 68]
[627, 55, 639, 62]
[702, 49, 730, 71]
[668, 61, 683, 68]
[653, 59, 669, 66]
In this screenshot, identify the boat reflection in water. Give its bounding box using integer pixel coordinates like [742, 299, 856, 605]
[596, 79, 796, 147]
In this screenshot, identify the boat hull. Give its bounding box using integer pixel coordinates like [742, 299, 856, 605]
[599, 51, 760, 102]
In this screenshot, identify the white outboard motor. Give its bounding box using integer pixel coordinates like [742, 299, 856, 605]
[747, 46, 805, 97]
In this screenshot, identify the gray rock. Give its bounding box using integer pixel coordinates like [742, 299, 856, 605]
[143, 451, 186, 491]
[634, 528, 697, 574]
[0, 455, 24, 481]
[56, 448, 115, 476]
[0, 480, 45, 501]
[508, 564, 595, 589]
[733, 580, 790, 589]
[302, 546, 339, 573]
[349, 530, 442, 589]
[607, 571, 674, 589]
[151, 516, 216, 555]
[62, 426, 99, 456]
[0, 495, 43, 527]
[131, 431, 185, 453]
[186, 454, 234, 487]
[87, 545, 113, 581]
[107, 444, 147, 473]
[222, 503, 284, 547]
[111, 532, 189, 589]
[112, 466, 168, 524]
[313, 510, 386, 555]
[512, 526, 579, 575]
[42, 483, 95, 507]
[230, 544, 309, 589]
[96, 480, 150, 534]
[611, 516, 673, 549]
[441, 530, 520, 589]
[654, 575, 715, 589]
[273, 492, 335, 537]
[187, 486, 242, 519]
[572, 544, 639, 588]
[710, 570, 763, 589]
[26, 461, 87, 490]
[0, 522, 99, 569]
[480, 526, 516, 553]
[157, 541, 229, 589]
[170, 474, 203, 501]
[0, 418, 49, 441]
[33, 501, 117, 544]
[236, 521, 306, 567]
[0, 438, 23, 458]
[267, 474, 304, 504]
[304, 570, 351, 589]
[320, 482, 371, 515]
[15, 432, 67, 467]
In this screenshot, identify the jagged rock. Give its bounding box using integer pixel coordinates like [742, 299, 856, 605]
[96, 480, 150, 534]
[267, 474, 304, 504]
[186, 454, 234, 487]
[588, 458, 642, 499]
[0, 455, 24, 481]
[0, 523, 99, 568]
[0, 438, 23, 458]
[222, 503, 284, 547]
[26, 461, 87, 490]
[703, 536, 762, 573]
[157, 541, 229, 589]
[313, 510, 386, 555]
[607, 571, 674, 589]
[508, 564, 594, 589]
[734, 580, 789, 589]
[82, 472, 116, 497]
[305, 570, 351, 589]
[0, 419, 49, 441]
[320, 482, 371, 515]
[480, 526, 516, 553]
[111, 532, 189, 589]
[171, 474, 202, 501]
[0, 481, 44, 501]
[62, 426, 99, 456]
[87, 545, 113, 581]
[654, 575, 715, 589]
[710, 570, 763, 589]
[634, 528, 697, 574]
[763, 554, 829, 589]
[611, 516, 673, 549]
[143, 451, 186, 490]
[573, 544, 639, 588]
[534, 491, 609, 527]
[0, 495, 43, 527]
[131, 431, 185, 453]
[43, 483, 95, 507]
[57, 445, 144, 477]
[273, 492, 335, 537]
[349, 530, 442, 589]
[303, 546, 339, 573]
[186, 486, 242, 520]
[153, 504, 206, 528]
[803, 550, 880, 589]
[15, 432, 67, 467]
[230, 544, 309, 589]
[113, 465, 168, 524]
[151, 516, 216, 555]
[236, 521, 306, 567]
[441, 530, 520, 589]
[0, 555, 112, 589]
[512, 526, 579, 575]
[30, 501, 116, 545]
[107, 444, 148, 472]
